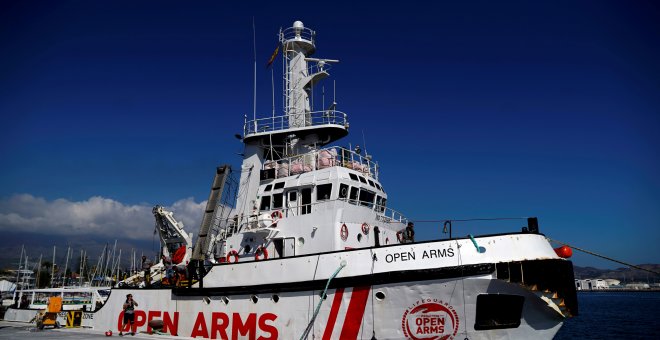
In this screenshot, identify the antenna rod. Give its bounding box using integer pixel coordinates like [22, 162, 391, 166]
[253, 17, 257, 122]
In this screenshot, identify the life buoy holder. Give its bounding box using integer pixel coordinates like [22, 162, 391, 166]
[361, 223, 370, 235]
[271, 210, 283, 220]
[255, 246, 269, 261]
[340, 224, 349, 241]
[396, 231, 404, 243]
[226, 250, 239, 263]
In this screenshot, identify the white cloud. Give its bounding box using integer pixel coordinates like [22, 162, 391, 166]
[0, 194, 206, 240]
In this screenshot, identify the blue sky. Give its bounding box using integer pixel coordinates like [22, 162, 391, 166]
[1, 1, 658, 269]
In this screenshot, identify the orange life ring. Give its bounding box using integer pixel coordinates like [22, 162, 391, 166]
[361, 223, 370, 235]
[340, 224, 349, 241]
[226, 250, 239, 263]
[271, 210, 283, 220]
[255, 246, 269, 261]
[396, 231, 404, 243]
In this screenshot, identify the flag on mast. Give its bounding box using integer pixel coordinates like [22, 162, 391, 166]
[266, 45, 279, 68]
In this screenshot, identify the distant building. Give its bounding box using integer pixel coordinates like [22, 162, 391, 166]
[575, 279, 611, 290]
[625, 283, 650, 290]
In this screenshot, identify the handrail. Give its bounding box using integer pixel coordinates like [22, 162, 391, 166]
[281, 26, 315, 44]
[263, 145, 379, 180]
[244, 110, 348, 136]
[234, 197, 407, 233]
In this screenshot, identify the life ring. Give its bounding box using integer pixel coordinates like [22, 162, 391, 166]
[271, 210, 283, 220]
[361, 223, 370, 235]
[396, 231, 404, 243]
[255, 246, 269, 261]
[340, 224, 349, 241]
[226, 250, 239, 263]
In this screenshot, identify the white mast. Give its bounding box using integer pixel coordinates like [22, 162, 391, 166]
[63, 246, 70, 287]
[50, 246, 56, 288]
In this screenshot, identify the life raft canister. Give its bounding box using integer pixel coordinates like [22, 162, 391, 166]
[226, 250, 240, 263]
[255, 246, 269, 261]
[361, 223, 370, 235]
[340, 224, 349, 241]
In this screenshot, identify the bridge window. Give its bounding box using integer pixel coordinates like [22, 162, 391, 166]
[374, 183, 382, 191]
[349, 173, 358, 181]
[359, 190, 375, 208]
[301, 188, 312, 214]
[338, 184, 349, 199]
[358, 176, 367, 184]
[264, 184, 272, 192]
[273, 193, 284, 209]
[260, 196, 271, 211]
[316, 184, 332, 201]
[368, 179, 375, 187]
[376, 196, 384, 212]
[349, 187, 359, 204]
[274, 182, 285, 190]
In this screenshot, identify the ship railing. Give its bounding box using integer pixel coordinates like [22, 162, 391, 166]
[236, 198, 406, 231]
[280, 26, 315, 44]
[263, 146, 379, 180]
[244, 110, 348, 136]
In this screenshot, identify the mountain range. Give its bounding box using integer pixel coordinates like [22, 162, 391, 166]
[573, 264, 660, 283]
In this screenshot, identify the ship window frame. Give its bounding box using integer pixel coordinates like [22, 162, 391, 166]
[374, 182, 382, 191]
[348, 173, 358, 181]
[338, 183, 349, 199]
[358, 176, 367, 184]
[368, 179, 375, 187]
[259, 196, 271, 211]
[316, 183, 333, 201]
[274, 182, 285, 190]
[358, 189, 375, 208]
[272, 193, 284, 209]
[348, 186, 359, 205]
[264, 184, 272, 192]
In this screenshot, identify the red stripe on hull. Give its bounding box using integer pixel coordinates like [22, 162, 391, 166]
[322, 287, 345, 340]
[339, 286, 371, 340]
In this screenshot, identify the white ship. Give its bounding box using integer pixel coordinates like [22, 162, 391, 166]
[5, 21, 578, 339]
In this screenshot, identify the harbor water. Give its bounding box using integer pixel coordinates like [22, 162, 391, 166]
[555, 291, 660, 339]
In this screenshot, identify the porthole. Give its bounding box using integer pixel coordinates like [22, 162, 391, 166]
[375, 291, 386, 301]
[250, 295, 259, 304]
[298, 237, 305, 246]
[203, 296, 211, 305]
[357, 234, 363, 242]
[271, 294, 280, 303]
[221, 296, 229, 305]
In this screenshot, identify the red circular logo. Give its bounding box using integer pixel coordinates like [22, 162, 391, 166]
[402, 299, 459, 340]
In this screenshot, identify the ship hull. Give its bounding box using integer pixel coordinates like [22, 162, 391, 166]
[4, 233, 576, 339]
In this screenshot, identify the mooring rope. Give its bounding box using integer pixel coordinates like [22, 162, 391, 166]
[547, 237, 660, 275]
[299, 260, 347, 340]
